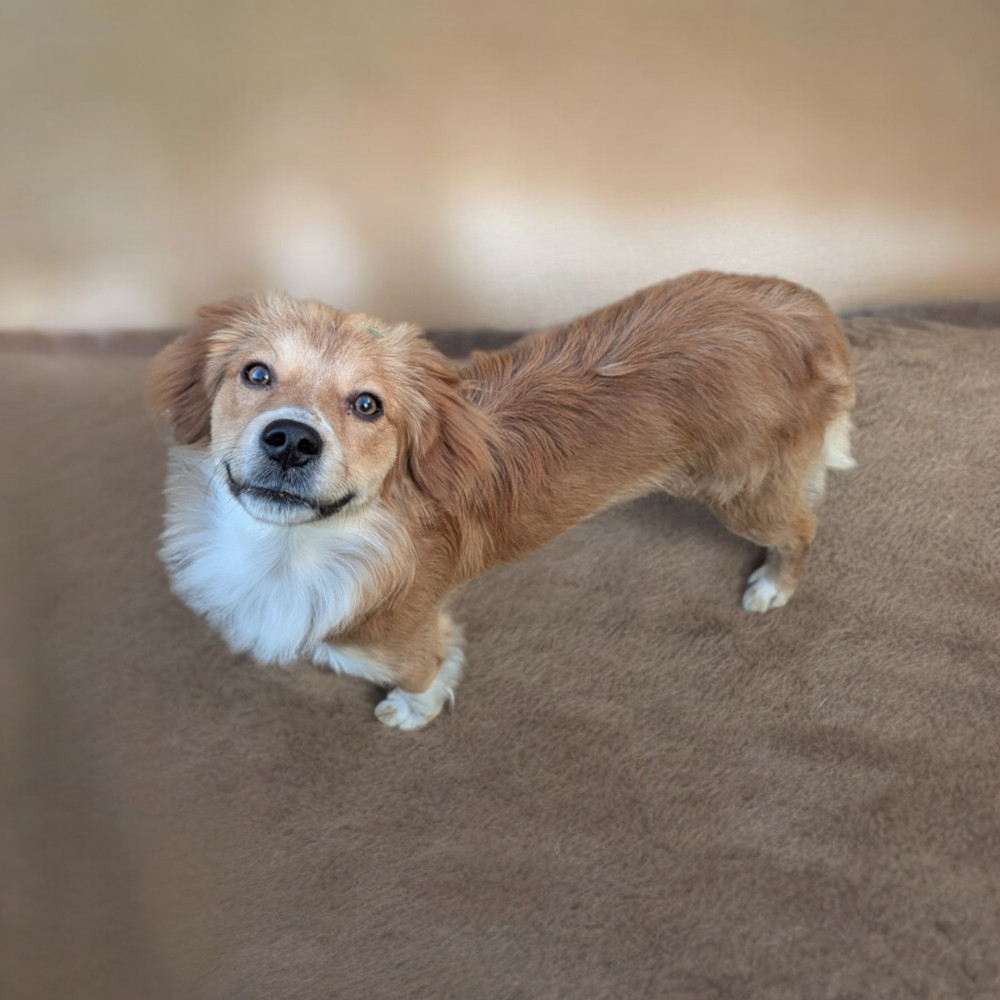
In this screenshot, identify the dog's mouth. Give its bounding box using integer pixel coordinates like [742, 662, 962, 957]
[225, 463, 354, 521]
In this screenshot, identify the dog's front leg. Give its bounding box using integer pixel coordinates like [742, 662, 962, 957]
[373, 613, 465, 731]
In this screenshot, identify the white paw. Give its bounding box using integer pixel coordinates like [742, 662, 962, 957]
[374, 687, 442, 731]
[374, 630, 463, 731]
[742, 566, 791, 613]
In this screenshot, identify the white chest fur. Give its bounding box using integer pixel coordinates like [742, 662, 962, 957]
[159, 447, 398, 674]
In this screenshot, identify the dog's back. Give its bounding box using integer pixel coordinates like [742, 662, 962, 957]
[459, 271, 853, 577]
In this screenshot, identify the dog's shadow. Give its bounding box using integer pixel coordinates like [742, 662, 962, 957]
[456, 490, 761, 620]
[617, 491, 726, 540]
[567, 491, 757, 570]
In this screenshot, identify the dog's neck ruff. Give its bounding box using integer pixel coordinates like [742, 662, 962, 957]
[159, 446, 402, 665]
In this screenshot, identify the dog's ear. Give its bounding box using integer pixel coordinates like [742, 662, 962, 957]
[145, 298, 251, 445]
[406, 345, 494, 506]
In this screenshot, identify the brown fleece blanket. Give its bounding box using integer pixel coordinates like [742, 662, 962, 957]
[2, 310, 999, 999]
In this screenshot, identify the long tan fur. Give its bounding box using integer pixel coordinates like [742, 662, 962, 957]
[148, 271, 854, 728]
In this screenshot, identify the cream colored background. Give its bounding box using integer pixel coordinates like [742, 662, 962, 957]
[2, 0, 998, 331]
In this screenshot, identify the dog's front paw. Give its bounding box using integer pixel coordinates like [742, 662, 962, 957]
[742, 565, 792, 613]
[374, 687, 442, 731]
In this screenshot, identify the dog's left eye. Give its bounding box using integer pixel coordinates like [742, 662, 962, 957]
[242, 363, 271, 386]
[351, 393, 383, 419]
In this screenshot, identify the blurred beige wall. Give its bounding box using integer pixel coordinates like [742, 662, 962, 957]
[2, 0, 998, 331]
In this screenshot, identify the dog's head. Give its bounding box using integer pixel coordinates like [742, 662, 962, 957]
[146, 294, 492, 525]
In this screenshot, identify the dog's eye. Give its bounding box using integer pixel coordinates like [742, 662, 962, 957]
[351, 393, 383, 420]
[242, 363, 271, 387]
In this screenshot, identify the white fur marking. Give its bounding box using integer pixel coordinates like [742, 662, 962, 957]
[742, 565, 789, 613]
[806, 411, 855, 504]
[374, 641, 465, 731]
[160, 446, 401, 666]
[822, 411, 855, 470]
[311, 643, 395, 686]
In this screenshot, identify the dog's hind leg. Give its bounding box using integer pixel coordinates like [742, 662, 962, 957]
[710, 487, 818, 614]
[716, 408, 854, 612]
[739, 506, 817, 612]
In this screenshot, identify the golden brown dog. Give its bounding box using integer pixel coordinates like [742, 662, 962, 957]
[147, 270, 854, 729]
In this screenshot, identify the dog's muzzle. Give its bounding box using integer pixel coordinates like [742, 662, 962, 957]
[224, 417, 354, 523]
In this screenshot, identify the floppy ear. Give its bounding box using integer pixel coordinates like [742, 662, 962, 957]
[407, 347, 495, 506]
[145, 298, 251, 445]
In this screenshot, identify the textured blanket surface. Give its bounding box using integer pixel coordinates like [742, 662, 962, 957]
[2, 313, 999, 1000]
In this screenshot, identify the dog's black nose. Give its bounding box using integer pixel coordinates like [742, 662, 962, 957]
[260, 419, 322, 469]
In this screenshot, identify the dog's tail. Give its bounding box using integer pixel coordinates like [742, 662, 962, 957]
[805, 410, 855, 504]
[822, 410, 856, 471]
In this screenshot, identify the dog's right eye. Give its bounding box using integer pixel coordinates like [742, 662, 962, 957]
[242, 363, 271, 387]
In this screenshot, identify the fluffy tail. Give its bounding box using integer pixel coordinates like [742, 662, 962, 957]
[822, 410, 856, 470]
[805, 410, 855, 503]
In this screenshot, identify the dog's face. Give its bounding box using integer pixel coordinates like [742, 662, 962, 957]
[147, 294, 492, 524]
[207, 310, 411, 526]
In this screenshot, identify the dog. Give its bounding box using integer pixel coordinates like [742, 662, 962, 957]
[147, 270, 855, 730]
